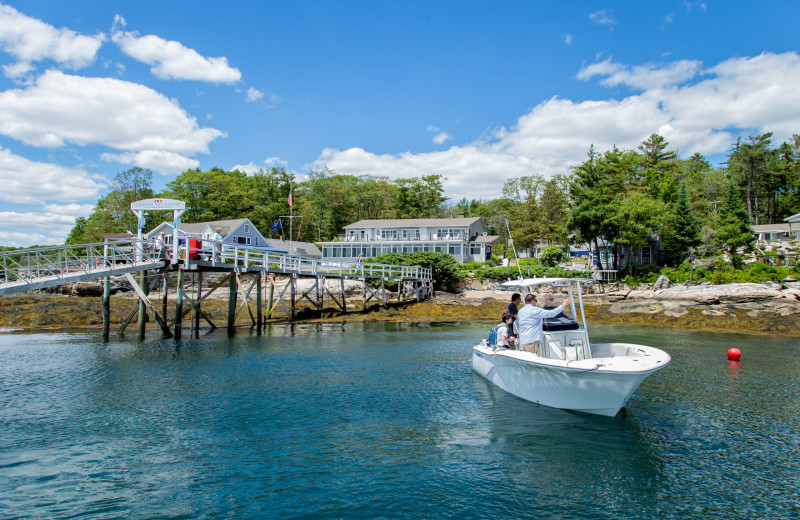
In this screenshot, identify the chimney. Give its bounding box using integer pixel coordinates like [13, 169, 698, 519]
[457, 213, 465, 218]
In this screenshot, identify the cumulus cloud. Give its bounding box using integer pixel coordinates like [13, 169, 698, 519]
[310, 52, 800, 201]
[111, 17, 241, 83]
[564, 34, 573, 45]
[0, 209, 77, 244]
[0, 147, 104, 205]
[0, 3, 104, 78]
[232, 157, 289, 175]
[101, 150, 200, 175]
[245, 87, 263, 102]
[577, 57, 703, 90]
[432, 132, 452, 145]
[0, 229, 57, 247]
[0, 70, 224, 172]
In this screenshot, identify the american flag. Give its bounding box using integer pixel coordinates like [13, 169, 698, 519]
[288, 191, 293, 207]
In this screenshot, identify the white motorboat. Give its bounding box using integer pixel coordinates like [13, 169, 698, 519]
[472, 277, 670, 417]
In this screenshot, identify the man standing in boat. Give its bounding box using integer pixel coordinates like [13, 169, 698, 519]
[517, 293, 572, 355]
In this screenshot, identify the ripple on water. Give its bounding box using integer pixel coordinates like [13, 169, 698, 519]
[1, 324, 800, 519]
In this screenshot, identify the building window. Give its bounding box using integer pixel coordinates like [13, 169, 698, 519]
[642, 246, 652, 264]
[381, 229, 397, 240]
[236, 236, 251, 245]
[244, 224, 250, 233]
[402, 229, 420, 239]
[470, 244, 482, 254]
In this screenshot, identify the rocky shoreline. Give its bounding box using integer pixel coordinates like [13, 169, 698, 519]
[0, 278, 798, 335]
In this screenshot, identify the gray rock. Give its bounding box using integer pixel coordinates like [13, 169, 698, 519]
[652, 275, 671, 290]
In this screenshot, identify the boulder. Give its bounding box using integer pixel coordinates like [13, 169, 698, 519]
[652, 275, 671, 290]
[71, 281, 104, 296]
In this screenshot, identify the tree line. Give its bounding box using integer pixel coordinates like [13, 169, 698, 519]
[67, 131, 800, 271]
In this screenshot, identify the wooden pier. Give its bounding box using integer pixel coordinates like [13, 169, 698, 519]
[0, 239, 434, 340]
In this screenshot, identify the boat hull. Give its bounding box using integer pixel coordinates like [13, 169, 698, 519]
[472, 344, 669, 417]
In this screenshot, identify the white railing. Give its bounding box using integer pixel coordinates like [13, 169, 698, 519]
[0, 237, 433, 293]
[177, 238, 433, 282]
[0, 239, 161, 287]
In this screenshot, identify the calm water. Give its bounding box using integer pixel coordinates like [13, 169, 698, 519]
[1, 322, 799, 519]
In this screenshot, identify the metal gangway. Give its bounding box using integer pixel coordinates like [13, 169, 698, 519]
[0, 240, 164, 297]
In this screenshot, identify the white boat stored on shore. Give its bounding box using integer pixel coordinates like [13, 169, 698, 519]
[472, 277, 670, 416]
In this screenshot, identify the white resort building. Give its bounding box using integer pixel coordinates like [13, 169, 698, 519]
[316, 217, 499, 263]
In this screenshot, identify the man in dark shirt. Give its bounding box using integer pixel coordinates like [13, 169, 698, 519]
[507, 293, 521, 320]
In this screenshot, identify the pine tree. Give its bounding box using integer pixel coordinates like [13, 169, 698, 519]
[714, 182, 754, 257]
[663, 183, 702, 264]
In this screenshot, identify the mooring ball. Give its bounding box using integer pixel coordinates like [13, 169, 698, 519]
[727, 348, 742, 361]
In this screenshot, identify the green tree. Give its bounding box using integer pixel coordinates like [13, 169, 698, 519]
[727, 133, 775, 225]
[611, 192, 668, 273]
[714, 182, 754, 257]
[394, 174, 448, 218]
[67, 167, 155, 243]
[662, 183, 702, 265]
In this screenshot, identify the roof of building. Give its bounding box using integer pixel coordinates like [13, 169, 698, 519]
[784, 213, 800, 223]
[752, 222, 794, 232]
[149, 218, 252, 237]
[343, 217, 483, 229]
[179, 218, 250, 236]
[265, 238, 322, 257]
[473, 234, 501, 244]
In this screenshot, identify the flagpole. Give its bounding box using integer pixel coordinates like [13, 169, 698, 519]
[289, 184, 293, 257]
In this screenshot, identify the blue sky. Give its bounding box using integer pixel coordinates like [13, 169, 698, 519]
[1, 1, 799, 246]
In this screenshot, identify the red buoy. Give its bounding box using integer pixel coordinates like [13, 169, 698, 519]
[727, 348, 741, 361]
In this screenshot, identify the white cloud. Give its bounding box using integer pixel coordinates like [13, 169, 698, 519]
[577, 57, 702, 90]
[246, 86, 264, 102]
[0, 229, 57, 247]
[427, 124, 440, 132]
[432, 132, 452, 145]
[0, 70, 224, 167]
[231, 162, 260, 175]
[564, 34, 573, 45]
[0, 209, 82, 246]
[101, 150, 200, 175]
[111, 24, 241, 84]
[264, 157, 288, 167]
[232, 157, 288, 175]
[589, 9, 616, 27]
[0, 4, 104, 77]
[310, 52, 800, 201]
[0, 147, 104, 205]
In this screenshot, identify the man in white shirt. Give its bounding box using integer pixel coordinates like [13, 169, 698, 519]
[517, 293, 573, 355]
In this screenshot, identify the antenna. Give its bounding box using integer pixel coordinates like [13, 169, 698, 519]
[505, 218, 523, 279]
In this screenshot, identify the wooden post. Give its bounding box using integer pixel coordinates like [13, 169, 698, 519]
[195, 271, 203, 337]
[102, 276, 110, 341]
[256, 272, 262, 333]
[341, 276, 347, 314]
[228, 273, 238, 333]
[290, 275, 296, 319]
[161, 274, 168, 325]
[175, 271, 184, 339]
[266, 275, 274, 319]
[138, 270, 147, 340]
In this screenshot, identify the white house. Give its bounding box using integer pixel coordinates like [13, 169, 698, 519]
[316, 217, 499, 263]
[148, 218, 271, 250]
[751, 214, 800, 242]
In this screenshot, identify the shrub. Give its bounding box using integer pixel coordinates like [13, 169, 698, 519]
[369, 251, 461, 287]
[539, 245, 564, 267]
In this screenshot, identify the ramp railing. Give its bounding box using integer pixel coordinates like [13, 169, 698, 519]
[0, 239, 160, 288]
